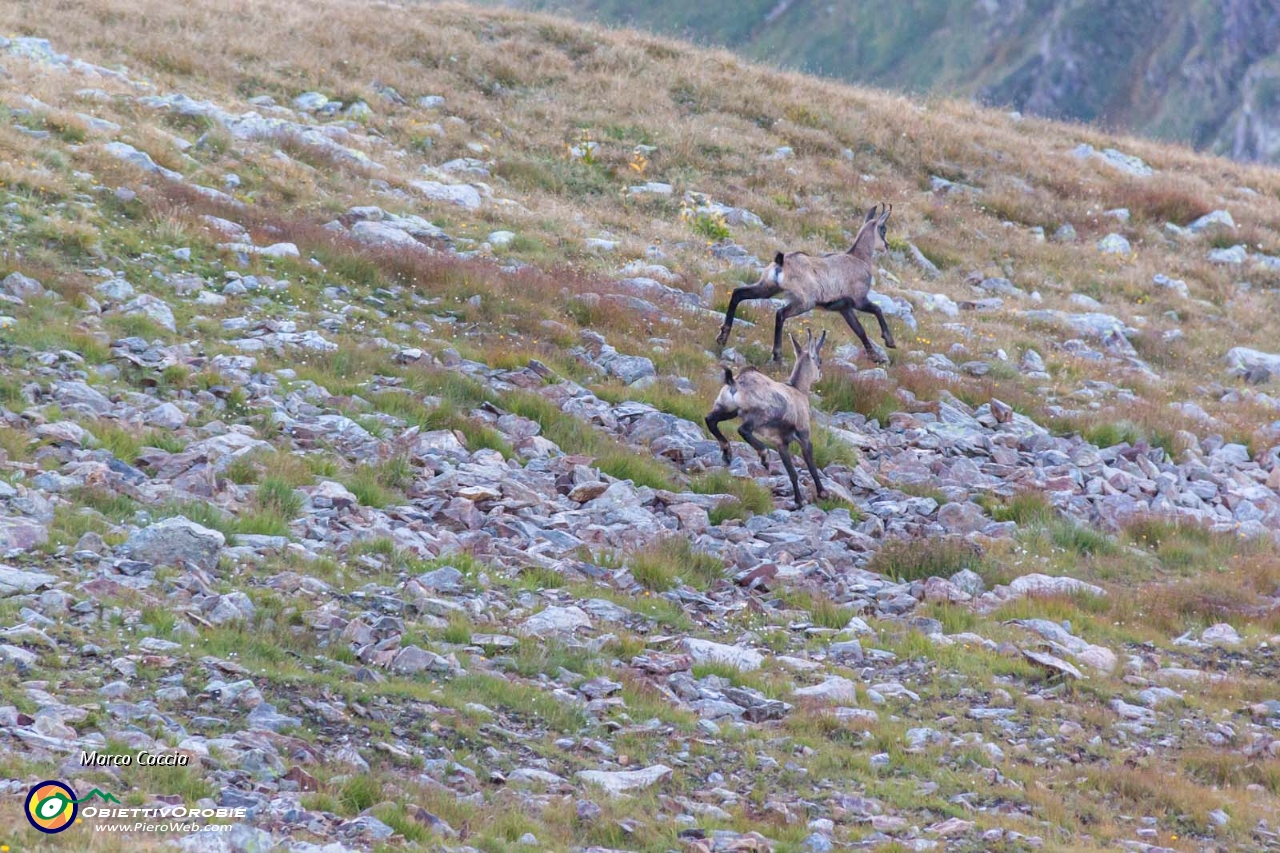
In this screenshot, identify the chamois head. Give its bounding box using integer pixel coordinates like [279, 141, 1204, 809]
[865, 202, 892, 253]
[788, 328, 827, 392]
[748, 251, 786, 289]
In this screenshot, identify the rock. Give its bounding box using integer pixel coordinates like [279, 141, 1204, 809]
[793, 676, 859, 704]
[1075, 645, 1118, 673]
[1023, 650, 1082, 679]
[0, 565, 57, 596]
[907, 243, 940, 279]
[145, 402, 189, 430]
[907, 290, 959, 317]
[1202, 623, 1242, 645]
[0, 516, 49, 553]
[1208, 244, 1247, 265]
[519, 606, 592, 637]
[682, 638, 764, 671]
[390, 645, 450, 674]
[936, 501, 987, 534]
[949, 569, 985, 596]
[487, 230, 516, 248]
[509, 767, 567, 788]
[627, 182, 673, 196]
[1151, 273, 1189, 298]
[1072, 144, 1153, 177]
[1110, 699, 1155, 722]
[1097, 233, 1131, 255]
[1225, 347, 1280, 379]
[410, 180, 482, 210]
[119, 516, 226, 571]
[576, 764, 672, 796]
[351, 220, 430, 251]
[1187, 210, 1235, 232]
[1052, 223, 1078, 242]
[311, 480, 357, 509]
[1, 272, 46, 300]
[292, 91, 329, 111]
[1007, 574, 1105, 599]
[119, 294, 177, 332]
[104, 141, 183, 181]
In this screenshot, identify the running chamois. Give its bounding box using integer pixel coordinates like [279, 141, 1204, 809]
[716, 203, 897, 364]
[705, 329, 828, 509]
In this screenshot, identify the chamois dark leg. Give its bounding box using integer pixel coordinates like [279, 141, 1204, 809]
[705, 409, 736, 464]
[771, 304, 801, 364]
[717, 284, 780, 347]
[856, 297, 896, 348]
[738, 423, 771, 470]
[776, 440, 803, 509]
[797, 430, 826, 499]
[839, 307, 886, 364]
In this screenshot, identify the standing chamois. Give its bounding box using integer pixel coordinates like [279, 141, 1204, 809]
[705, 329, 828, 509]
[716, 203, 897, 364]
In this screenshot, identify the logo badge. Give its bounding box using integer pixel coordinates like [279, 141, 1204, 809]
[25, 780, 79, 833]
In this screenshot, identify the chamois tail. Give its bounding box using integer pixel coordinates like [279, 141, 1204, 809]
[722, 367, 736, 389]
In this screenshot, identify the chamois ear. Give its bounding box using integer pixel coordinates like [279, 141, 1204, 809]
[789, 332, 802, 358]
[878, 202, 893, 225]
[774, 251, 785, 268]
[863, 205, 879, 222]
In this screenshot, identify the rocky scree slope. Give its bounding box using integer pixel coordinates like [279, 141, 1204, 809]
[0, 1, 1279, 852]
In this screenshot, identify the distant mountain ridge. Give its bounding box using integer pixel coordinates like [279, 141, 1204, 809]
[485, 0, 1280, 164]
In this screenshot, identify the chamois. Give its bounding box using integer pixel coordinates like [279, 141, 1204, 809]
[716, 203, 897, 364]
[705, 329, 828, 509]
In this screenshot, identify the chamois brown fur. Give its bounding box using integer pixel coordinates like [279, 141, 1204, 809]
[716, 203, 897, 363]
[705, 329, 828, 508]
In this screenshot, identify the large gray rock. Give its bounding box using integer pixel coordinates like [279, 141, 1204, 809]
[1, 272, 46, 300]
[1225, 347, 1280, 378]
[519, 605, 592, 637]
[1008, 574, 1105, 599]
[936, 502, 987, 534]
[52, 381, 114, 414]
[1072, 144, 1152, 177]
[682, 638, 764, 671]
[0, 565, 57, 596]
[120, 516, 226, 570]
[1096, 233, 1131, 255]
[119, 294, 177, 332]
[410, 180, 482, 210]
[1208, 244, 1247, 265]
[105, 141, 184, 180]
[0, 516, 48, 553]
[576, 764, 672, 796]
[1187, 209, 1234, 232]
[793, 676, 859, 704]
[351, 220, 429, 251]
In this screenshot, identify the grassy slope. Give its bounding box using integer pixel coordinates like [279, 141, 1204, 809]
[5, 0, 1278, 447]
[490, 0, 1272, 157]
[0, 0, 1279, 849]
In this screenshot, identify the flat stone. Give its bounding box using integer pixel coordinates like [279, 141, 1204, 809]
[681, 638, 764, 671]
[0, 565, 57, 596]
[519, 606, 592, 637]
[576, 764, 672, 796]
[793, 676, 859, 704]
[120, 516, 225, 571]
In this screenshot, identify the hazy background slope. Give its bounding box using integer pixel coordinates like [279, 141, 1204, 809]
[485, 0, 1280, 164]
